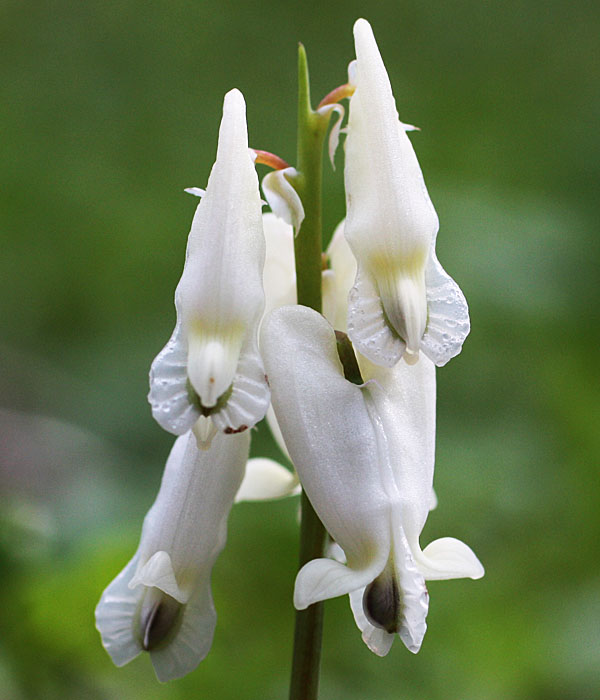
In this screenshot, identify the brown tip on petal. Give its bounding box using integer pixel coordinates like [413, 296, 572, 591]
[253, 149, 290, 171]
[317, 84, 356, 109]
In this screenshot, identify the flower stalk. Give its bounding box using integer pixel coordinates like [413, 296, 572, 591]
[288, 44, 329, 700]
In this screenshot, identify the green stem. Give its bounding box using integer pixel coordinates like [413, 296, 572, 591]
[288, 44, 330, 700]
[293, 44, 326, 313]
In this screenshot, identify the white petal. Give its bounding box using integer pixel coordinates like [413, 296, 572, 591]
[192, 415, 217, 450]
[390, 520, 429, 653]
[421, 248, 470, 366]
[235, 458, 300, 502]
[413, 536, 485, 581]
[265, 403, 291, 460]
[261, 305, 392, 584]
[347, 265, 406, 367]
[323, 219, 357, 332]
[317, 103, 345, 169]
[327, 541, 346, 563]
[347, 59, 357, 86]
[262, 167, 305, 234]
[186, 327, 244, 408]
[261, 212, 296, 318]
[149, 577, 216, 682]
[137, 432, 249, 574]
[344, 20, 458, 369]
[97, 429, 250, 680]
[331, 540, 391, 655]
[320, 269, 338, 329]
[262, 305, 449, 652]
[377, 266, 428, 361]
[210, 338, 270, 434]
[345, 522, 429, 655]
[150, 89, 267, 433]
[429, 488, 438, 511]
[294, 557, 386, 610]
[148, 320, 201, 435]
[349, 587, 395, 657]
[184, 187, 205, 198]
[95, 554, 143, 667]
[359, 355, 436, 542]
[176, 89, 265, 333]
[344, 20, 438, 265]
[129, 550, 187, 604]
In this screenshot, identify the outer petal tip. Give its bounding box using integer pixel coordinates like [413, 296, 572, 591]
[294, 558, 383, 611]
[223, 87, 245, 109]
[353, 18, 373, 37]
[235, 458, 299, 502]
[416, 537, 484, 581]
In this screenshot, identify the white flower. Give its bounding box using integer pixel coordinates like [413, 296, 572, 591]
[148, 88, 269, 438]
[344, 19, 470, 368]
[261, 304, 483, 654]
[95, 429, 250, 681]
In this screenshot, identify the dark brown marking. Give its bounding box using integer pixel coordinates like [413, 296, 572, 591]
[224, 424, 248, 434]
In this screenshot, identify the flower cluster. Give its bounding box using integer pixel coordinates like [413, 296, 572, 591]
[95, 18, 483, 682]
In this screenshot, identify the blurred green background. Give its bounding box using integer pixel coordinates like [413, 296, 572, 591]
[1, 1, 599, 698]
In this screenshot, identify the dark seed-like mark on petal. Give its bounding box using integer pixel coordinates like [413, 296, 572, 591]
[363, 572, 401, 634]
[141, 593, 182, 651]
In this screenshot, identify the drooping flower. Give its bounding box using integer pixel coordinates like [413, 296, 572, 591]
[95, 429, 249, 681]
[148, 88, 269, 439]
[344, 18, 470, 368]
[261, 304, 483, 654]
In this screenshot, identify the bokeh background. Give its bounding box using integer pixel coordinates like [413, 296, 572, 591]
[1, 1, 599, 698]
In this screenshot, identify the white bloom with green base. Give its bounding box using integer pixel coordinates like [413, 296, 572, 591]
[95, 429, 249, 681]
[261, 305, 483, 654]
[148, 88, 269, 438]
[344, 19, 470, 368]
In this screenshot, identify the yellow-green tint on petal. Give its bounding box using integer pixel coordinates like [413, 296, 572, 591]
[187, 322, 244, 408]
[366, 247, 428, 281]
[367, 249, 428, 357]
